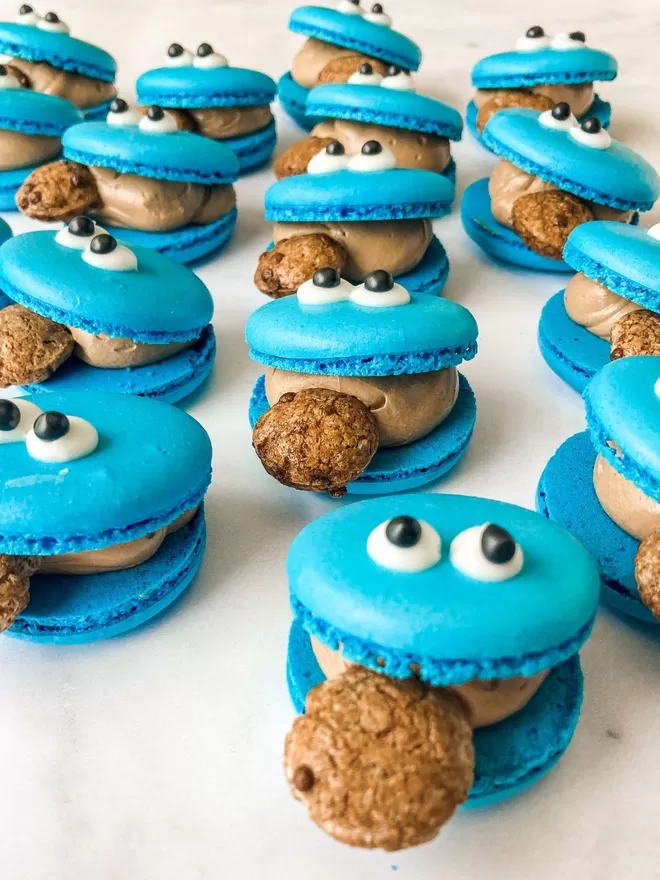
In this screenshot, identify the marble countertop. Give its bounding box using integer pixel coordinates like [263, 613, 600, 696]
[0, 0, 659, 877]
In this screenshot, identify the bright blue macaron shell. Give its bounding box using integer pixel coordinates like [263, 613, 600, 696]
[0, 22, 116, 81]
[278, 72, 323, 131]
[0, 216, 12, 306]
[471, 46, 617, 91]
[538, 291, 608, 392]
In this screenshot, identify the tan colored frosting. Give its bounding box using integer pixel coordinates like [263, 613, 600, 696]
[312, 118, 451, 174]
[90, 166, 236, 231]
[564, 273, 643, 340]
[272, 218, 432, 281]
[311, 638, 549, 729]
[291, 37, 363, 89]
[0, 128, 61, 171]
[187, 105, 273, 139]
[593, 454, 660, 541]
[474, 83, 594, 118]
[265, 367, 458, 447]
[8, 57, 116, 110]
[68, 326, 194, 369]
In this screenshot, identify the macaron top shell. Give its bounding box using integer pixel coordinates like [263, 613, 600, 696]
[472, 46, 617, 89]
[0, 230, 214, 342]
[136, 65, 277, 108]
[0, 391, 211, 556]
[483, 109, 660, 211]
[62, 121, 240, 185]
[264, 167, 454, 222]
[289, 5, 421, 71]
[0, 22, 116, 81]
[0, 88, 82, 135]
[288, 494, 600, 684]
[306, 82, 463, 140]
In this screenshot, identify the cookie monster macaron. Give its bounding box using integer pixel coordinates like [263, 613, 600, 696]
[16, 101, 240, 264]
[539, 222, 660, 392]
[461, 107, 659, 273]
[279, 1, 421, 130]
[468, 26, 617, 143]
[284, 494, 599, 850]
[539, 356, 660, 625]
[0, 391, 211, 643]
[247, 271, 478, 496]
[0, 5, 116, 119]
[257, 147, 454, 297]
[274, 72, 462, 180]
[136, 44, 276, 174]
[0, 222, 215, 403]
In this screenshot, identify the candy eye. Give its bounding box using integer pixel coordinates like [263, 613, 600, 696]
[193, 43, 228, 69]
[337, 0, 363, 15]
[0, 64, 22, 90]
[17, 4, 40, 24]
[363, 2, 392, 25]
[106, 97, 143, 127]
[538, 101, 577, 131]
[347, 62, 383, 86]
[569, 116, 611, 149]
[350, 270, 410, 307]
[0, 399, 43, 445]
[56, 216, 107, 250]
[551, 31, 587, 50]
[381, 65, 414, 91]
[307, 140, 350, 174]
[26, 411, 98, 463]
[347, 140, 396, 172]
[37, 11, 70, 34]
[138, 106, 178, 134]
[166, 42, 194, 66]
[82, 234, 137, 272]
[450, 523, 524, 582]
[516, 25, 551, 51]
[367, 516, 441, 573]
[297, 267, 353, 305]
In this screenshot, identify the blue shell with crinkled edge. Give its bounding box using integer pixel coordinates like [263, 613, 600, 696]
[0, 88, 82, 134]
[471, 45, 617, 89]
[136, 64, 276, 108]
[0, 22, 116, 80]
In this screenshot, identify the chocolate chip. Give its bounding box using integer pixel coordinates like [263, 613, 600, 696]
[293, 765, 316, 792]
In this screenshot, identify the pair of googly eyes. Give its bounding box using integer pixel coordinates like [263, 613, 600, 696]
[538, 103, 612, 149]
[307, 139, 396, 174]
[297, 267, 410, 308]
[107, 100, 179, 134]
[337, 0, 392, 26]
[55, 217, 138, 272]
[0, 400, 98, 463]
[166, 42, 228, 69]
[367, 515, 524, 580]
[516, 26, 587, 51]
[17, 5, 69, 33]
[347, 62, 414, 91]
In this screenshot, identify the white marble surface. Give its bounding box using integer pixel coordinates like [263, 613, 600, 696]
[1, 1, 659, 878]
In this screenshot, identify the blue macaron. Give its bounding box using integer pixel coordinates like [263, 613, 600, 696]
[0, 216, 12, 305]
[286, 493, 599, 835]
[0, 390, 211, 643]
[136, 47, 277, 174]
[462, 108, 659, 272]
[0, 226, 215, 402]
[538, 356, 660, 625]
[539, 222, 660, 392]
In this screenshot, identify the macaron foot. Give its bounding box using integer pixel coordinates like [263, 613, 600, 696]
[0, 555, 40, 633]
[512, 190, 594, 260]
[255, 234, 347, 298]
[611, 311, 660, 360]
[0, 304, 74, 387]
[16, 161, 100, 222]
[476, 90, 553, 133]
[252, 388, 379, 496]
[284, 665, 474, 851]
[317, 55, 387, 85]
[634, 531, 660, 620]
[273, 137, 338, 179]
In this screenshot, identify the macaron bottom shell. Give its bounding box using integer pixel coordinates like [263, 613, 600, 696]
[277, 72, 324, 132]
[222, 120, 278, 175]
[84, 98, 118, 121]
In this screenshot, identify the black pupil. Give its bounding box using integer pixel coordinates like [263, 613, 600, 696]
[481, 524, 516, 564]
[197, 43, 213, 56]
[372, 3, 383, 11]
[326, 141, 345, 156]
[526, 25, 544, 38]
[34, 411, 69, 442]
[147, 106, 165, 121]
[582, 117, 601, 133]
[110, 98, 128, 113]
[386, 516, 422, 548]
[19, 4, 33, 13]
[0, 65, 6, 77]
[361, 140, 382, 155]
[68, 216, 95, 237]
[168, 43, 183, 57]
[569, 31, 586, 41]
[90, 234, 117, 255]
[313, 267, 340, 288]
[386, 65, 401, 76]
[552, 102, 571, 120]
[359, 63, 373, 75]
[0, 400, 20, 432]
[45, 11, 59, 22]
[364, 269, 394, 292]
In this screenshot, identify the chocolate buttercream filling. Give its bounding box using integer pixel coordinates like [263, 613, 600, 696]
[0, 128, 61, 171]
[8, 57, 116, 110]
[474, 82, 595, 119]
[291, 37, 371, 88]
[593, 454, 660, 541]
[564, 273, 643, 340]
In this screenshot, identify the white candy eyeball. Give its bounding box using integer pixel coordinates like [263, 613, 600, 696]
[297, 268, 353, 305]
[56, 216, 107, 250]
[551, 31, 587, 50]
[166, 42, 194, 67]
[26, 412, 98, 463]
[516, 26, 551, 51]
[106, 97, 142, 127]
[0, 399, 43, 445]
[16, 4, 40, 25]
[193, 43, 228, 69]
[0, 64, 22, 89]
[307, 140, 350, 174]
[37, 11, 70, 34]
[648, 223, 660, 243]
[347, 62, 383, 86]
[569, 117, 611, 149]
[337, 0, 363, 15]
[367, 516, 441, 573]
[347, 140, 396, 172]
[450, 523, 524, 582]
[381, 64, 414, 91]
[82, 234, 137, 272]
[538, 102, 577, 131]
[139, 106, 178, 134]
[363, 2, 392, 25]
[350, 270, 410, 307]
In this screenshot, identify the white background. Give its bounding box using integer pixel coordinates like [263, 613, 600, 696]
[0, 1, 659, 878]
